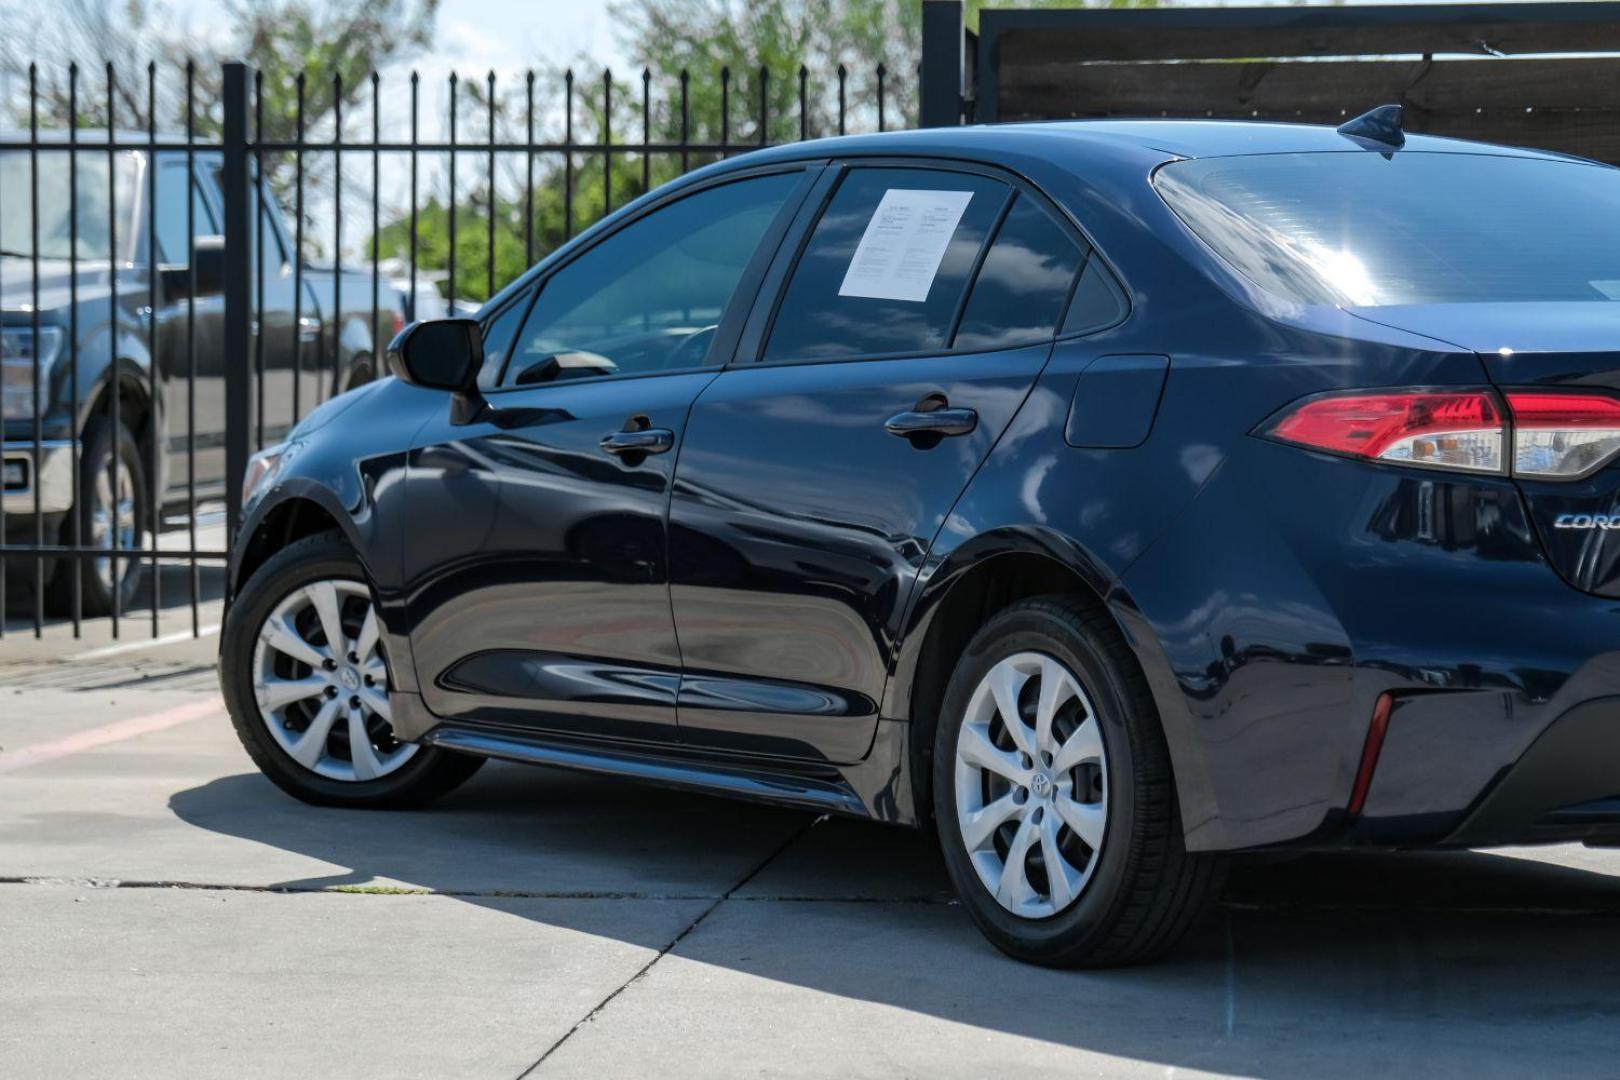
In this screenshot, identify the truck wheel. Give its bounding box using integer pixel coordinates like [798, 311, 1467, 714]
[220, 530, 484, 808]
[932, 595, 1225, 967]
[49, 416, 149, 617]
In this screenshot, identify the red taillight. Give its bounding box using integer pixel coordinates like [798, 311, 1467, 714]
[1266, 389, 1504, 473]
[1266, 387, 1620, 480]
[391, 310, 406, 336]
[1505, 391, 1620, 478]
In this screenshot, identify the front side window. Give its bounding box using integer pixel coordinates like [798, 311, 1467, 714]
[1155, 151, 1620, 307]
[502, 171, 799, 386]
[152, 162, 218, 264]
[479, 291, 530, 388]
[764, 168, 1008, 361]
[202, 160, 286, 275]
[953, 194, 1084, 352]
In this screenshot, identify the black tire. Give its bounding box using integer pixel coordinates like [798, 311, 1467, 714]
[932, 594, 1224, 968]
[220, 530, 484, 809]
[48, 415, 147, 617]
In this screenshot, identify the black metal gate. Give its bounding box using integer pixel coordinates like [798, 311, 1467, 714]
[0, 58, 896, 641]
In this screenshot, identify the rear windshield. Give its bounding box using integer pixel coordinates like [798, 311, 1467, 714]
[1154, 152, 1620, 307]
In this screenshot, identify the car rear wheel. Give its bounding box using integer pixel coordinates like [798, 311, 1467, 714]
[221, 530, 483, 808]
[932, 594, 1224, 967]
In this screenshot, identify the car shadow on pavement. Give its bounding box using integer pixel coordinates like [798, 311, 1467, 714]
[169, 763, 1620, 1076]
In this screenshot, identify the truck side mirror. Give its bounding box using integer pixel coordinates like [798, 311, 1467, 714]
[157, 235, 226, 299]
[191, 236, 226, 295]
[386, 318, 484, 394]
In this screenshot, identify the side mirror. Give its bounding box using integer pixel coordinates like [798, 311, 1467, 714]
[156, 235, 225, 299]
[386, 317, 484, 393]
[192, 235, 226, 295]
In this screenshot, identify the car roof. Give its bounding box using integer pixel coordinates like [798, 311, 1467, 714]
[706, 117, 1595, 172]
[4, 117, 1586, 165]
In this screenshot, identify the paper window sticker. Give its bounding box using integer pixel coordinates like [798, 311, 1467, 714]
[837, 188, 975, 303]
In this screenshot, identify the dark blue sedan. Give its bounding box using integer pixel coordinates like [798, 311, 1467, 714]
[219, 111, 1620, 966]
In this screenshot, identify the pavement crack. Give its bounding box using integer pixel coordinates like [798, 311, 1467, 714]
[0, 876, 714, 900]
[514, 814, 823, 1079]
[0, 874, 960, 904]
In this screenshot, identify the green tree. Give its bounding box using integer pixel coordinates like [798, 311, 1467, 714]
[611, 0, 1162, 139]
[374, 0, 1164, 304]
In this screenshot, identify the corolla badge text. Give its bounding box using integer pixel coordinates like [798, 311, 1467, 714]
[1553, 513, 1620, 530]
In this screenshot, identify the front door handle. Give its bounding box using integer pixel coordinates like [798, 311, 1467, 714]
[884, 399, 978, 439]
[601, 427, 674, 456]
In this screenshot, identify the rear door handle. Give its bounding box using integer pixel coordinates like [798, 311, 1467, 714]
[884, 406, 977, 439]
[601, 428, 674, 456]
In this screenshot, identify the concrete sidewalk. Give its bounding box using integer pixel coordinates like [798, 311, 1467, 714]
[3, 638, 1620, 1078]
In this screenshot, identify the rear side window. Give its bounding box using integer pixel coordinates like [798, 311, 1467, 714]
[764, 168, 1008, 361]
[953, 195, 1084, 352]
[503, 171, 798, 385]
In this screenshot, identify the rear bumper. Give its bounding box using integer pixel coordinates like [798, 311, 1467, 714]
[1439, 697, 1620, 847]
[2, 439, 75, 514]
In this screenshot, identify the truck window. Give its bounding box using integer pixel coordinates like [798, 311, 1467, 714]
[0, 149, 134, 262]
[152, 161, 218, 264]
[202, 161, 289, 273]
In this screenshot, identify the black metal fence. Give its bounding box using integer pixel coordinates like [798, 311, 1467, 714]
[0, 59, 901, 641]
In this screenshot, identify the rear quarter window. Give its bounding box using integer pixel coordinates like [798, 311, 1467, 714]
[1062, 258, 1129, 336]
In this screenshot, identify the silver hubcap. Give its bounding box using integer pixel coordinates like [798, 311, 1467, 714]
[954, 652, 1109, 919]
[90, 458, 142, 593]
[251, 578, 418, 782]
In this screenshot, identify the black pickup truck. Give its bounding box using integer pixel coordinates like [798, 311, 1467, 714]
[1, 134, 385, 614]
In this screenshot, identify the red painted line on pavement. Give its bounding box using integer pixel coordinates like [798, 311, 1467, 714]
[0, 697, 223, 775]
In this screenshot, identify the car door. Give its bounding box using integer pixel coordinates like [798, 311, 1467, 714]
[402, 167, 812, 745]
[668, 163, 1091, 764]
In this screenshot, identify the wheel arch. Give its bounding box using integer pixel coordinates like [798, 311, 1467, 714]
[889, 527, 1155, 824]
[79, 362, 157, 466]
[230, 487, 355, 599]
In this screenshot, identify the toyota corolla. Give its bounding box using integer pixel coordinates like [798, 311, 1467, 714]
[221, 109, 1620, 967]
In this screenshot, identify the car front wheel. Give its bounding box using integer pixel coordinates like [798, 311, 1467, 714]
[221, 530, 482, 808]
[933, 594, 1224, 967]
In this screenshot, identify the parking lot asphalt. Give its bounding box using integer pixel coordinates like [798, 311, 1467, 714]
[4, 630, 1620, 1078]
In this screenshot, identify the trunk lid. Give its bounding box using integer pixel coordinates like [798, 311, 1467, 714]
[1352, 302, 1620, 596]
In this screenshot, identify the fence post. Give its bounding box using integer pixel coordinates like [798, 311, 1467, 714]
[920, 0, 964, 127]
[221, 61, 252, 542]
